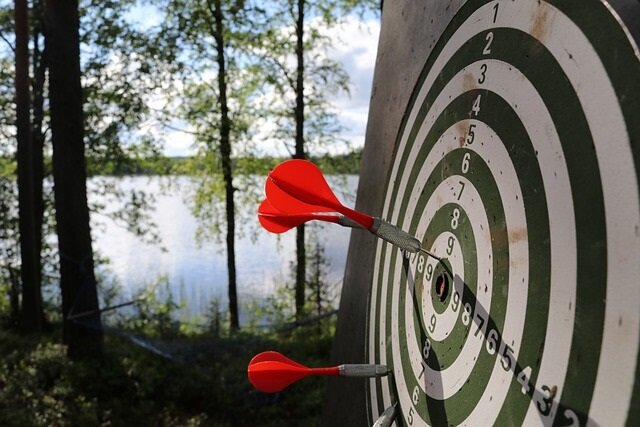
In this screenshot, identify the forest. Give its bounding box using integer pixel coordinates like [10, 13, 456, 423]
[0, 0, 378, 425]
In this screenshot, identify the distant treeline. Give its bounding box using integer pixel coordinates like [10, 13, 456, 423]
[83, 149, 363, 176]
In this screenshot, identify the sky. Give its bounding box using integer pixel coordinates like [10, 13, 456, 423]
[159, 14, 381, 158]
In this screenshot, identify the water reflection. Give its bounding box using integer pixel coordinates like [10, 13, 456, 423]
[89, 175, 357, 322]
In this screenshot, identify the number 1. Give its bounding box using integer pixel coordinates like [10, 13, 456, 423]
[492, 3, 499, 23]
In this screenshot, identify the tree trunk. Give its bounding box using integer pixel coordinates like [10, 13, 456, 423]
[211, 0, 239, 330]
[32, 0, 46, 235]
[15, 0, 43, 332]
[45, 0, 103, 358]
[294, 0, 306, 319]
[32, 0, 47, 329]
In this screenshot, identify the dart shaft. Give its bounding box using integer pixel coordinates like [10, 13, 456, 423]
[338, 364, 389, 377]
[369, 218, 443, 261]
[370, 217, 422, 252]
[309, 367, 340, 376]
[337, 215, 365, 228]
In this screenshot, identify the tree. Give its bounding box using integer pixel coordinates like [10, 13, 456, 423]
[45, 0, 102, 357]
[0, 0, 168, 334]
[158, 0, 263, 330]
[15, 0, 43, 331]
[0, 0, 47, 330]
[293, 0, 307, 321]
[257, 0, 375, 318]
[211, 0, 240, 330]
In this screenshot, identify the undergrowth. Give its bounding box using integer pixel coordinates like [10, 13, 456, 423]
[0, 320, 334, 426]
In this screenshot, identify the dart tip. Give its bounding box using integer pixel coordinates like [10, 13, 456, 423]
[419, 247, 443, 262]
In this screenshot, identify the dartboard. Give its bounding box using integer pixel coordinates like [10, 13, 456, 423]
[365, 0, 640, 426]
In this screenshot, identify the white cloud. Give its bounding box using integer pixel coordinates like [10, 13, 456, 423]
[323, 15, 380, 152]
[163, 132, 195, 157]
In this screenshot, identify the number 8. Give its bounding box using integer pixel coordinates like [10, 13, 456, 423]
[451, 208, 460, 229]
[417, 254, 425, 273]
[462, 303, 472, 325]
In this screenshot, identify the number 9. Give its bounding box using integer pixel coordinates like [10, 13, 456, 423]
[452, 291, 460, 311]
[425, 263, 433, 281]
[447, 236, 455, 255]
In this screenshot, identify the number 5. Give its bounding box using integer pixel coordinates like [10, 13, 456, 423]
[466, 123, 476, 144]
[501, 344, 514, 371]
[407, 407, 414, 425]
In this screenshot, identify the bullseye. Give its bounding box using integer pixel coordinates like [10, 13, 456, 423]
[434, 273, 449, 302]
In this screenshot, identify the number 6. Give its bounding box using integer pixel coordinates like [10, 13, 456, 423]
[462, 152, 471, 174]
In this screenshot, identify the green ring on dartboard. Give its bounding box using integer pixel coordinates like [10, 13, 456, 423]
[366, 0, 640, 426]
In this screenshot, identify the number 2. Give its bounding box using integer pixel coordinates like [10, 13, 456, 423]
[561, 409, 580, 427]
[483, 32, 494, 55]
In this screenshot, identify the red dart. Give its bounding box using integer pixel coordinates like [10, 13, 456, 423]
[258, 199, 341, 233]
[267, 159, 374, 229]
[247, 350, 388, 393]
[264, 159, 442, 260]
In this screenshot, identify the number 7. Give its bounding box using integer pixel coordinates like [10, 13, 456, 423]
[474, 313, 485, 336]
[457, 181, 465, 200]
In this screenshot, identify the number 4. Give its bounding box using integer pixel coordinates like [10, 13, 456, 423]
[472, 94, 482, 116]
[517, 366, 532, 394]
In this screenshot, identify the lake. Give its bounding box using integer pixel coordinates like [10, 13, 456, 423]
[89, 175, 358, 324]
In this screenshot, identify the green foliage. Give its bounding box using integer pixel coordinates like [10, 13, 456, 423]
[0, 305, 336, 426]
[126, 277, 184, 338]
[86, 150, 363, 176]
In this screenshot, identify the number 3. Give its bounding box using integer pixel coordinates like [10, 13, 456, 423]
[478, 64, 487, 84]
